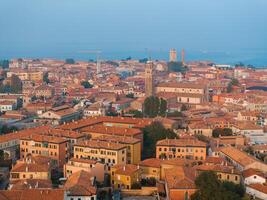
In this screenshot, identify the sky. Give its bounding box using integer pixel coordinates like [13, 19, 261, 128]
[0, 0, 267, 65]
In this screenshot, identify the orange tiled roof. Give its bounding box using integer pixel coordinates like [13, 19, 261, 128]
[59, 116, 152, 130]
[69, 158, 97, 165]
[21, 134, 68, 144]
[243, 168, 265, 178]
[219, 146, 260, 167]
[112, 164, 140, 175]
[0, 189, 65, 200]
[157, 138, 206, 147]
[75, 140, 127, 151]
[165, 166, 196, 190]
[64, 170, 96, 196]
[10, 179, 52, 190]
[157, 82, 206, 89]
[11, 162, 49, 173]
[93, 134, 141, 144]
[81, 125, 142, 137]
[247, 183, 267, 194]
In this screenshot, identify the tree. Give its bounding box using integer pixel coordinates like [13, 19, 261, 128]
[142, 121, 177, 159]
[159, 98, 167, 116]
[131, 182, 141, 189]
[181, 104, 187, 111]
[227, 78, 239, 93]
[144, 96, 167, 118]
[191, 171, 245, 200]
[167, 111, 183, 118]
[43, 72, 50, 84]
[139, 58, 148, 63]
[0, 60, 9, 69]
[65, 58, 75, 64]
[167, 61, 187, 73]
[125, 110, 143, 118]
[0, 125, 18, 135]
[126, 93, 134, 98]
[212, 128, 233, 138]
[81, 81, 93, 89]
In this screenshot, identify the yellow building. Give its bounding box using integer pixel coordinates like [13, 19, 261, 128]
[10, 156, 51, 181]
[20, 134, 69, 168]
[74, 140, 127, 171]
[156, 138, 206, 161]
[111, 164, 141, 190]
[64, 158, 105, 182]
[195, 164, 241, 184]
[93, 135, 141, 164]
[7, 71, 43, 82]
[139, 158, 194, 180]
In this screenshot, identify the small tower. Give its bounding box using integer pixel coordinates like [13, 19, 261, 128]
[181, 48, 185, 65]
[169, 49, 177, 62]
[145, 61, 154, 97]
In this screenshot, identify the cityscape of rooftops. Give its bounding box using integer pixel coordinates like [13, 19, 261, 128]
[0, 0, 267, 200]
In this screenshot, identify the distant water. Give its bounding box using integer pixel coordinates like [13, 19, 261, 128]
[1, 49, 267, 68]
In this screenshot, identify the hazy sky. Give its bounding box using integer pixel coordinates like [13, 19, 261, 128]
[0, 0, 267, 62]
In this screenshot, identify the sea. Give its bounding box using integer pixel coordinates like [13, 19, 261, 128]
[1, 49, 267, 68]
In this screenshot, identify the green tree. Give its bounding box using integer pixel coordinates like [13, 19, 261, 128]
[81, 81, 93, 88]
[159, 98, 167, 116]
[65, 58, 75, 64]
[191, 171, 245, 200]
[212, 128, 233, 138]
[125, 110, 143, 118]
[126, 93, 134, 98]
[0, 60, 9, 69]
[0, 125, 18, 135]
[144, 96, 167, 118]
[227, 78, 239, 93]
[168, 61, 187, 73]
[142, 121, 177, 159]
[167, 111, 183, 117]
[43, 72, 50, 84]
[139, 58, 148, 63]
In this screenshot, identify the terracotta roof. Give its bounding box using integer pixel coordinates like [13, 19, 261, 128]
[69, 158, 97, 165]
[0, 126, 51, 144]
[21, 134, 68, 144]
[157, 138, 206, 147]
[165, 166, 196, 190]
[139, 158, 162, 168]
[64, 170, 96, 196]
[93, 135, 140, 144]
[204, 157, 225, 165]
[81, 125, 142, 137]
[112, 164, 140, 175]
[243, 168, 265, 178]
[10, 179, 52, 190]
[219, 146, 261, 167]
[0, 189, 65, 200]
[157, 82, 206, 89]
[75, 140, 127, 151]
[59, 116, 151, 130]
[11, 162, 49, 173]
[195, 164, 240, 175]
[247, 183, 267, 194]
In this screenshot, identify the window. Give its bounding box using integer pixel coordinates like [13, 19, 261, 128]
[254, 176, 257, 179]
